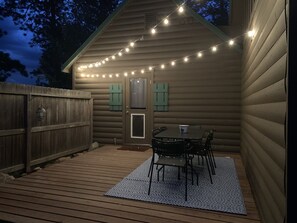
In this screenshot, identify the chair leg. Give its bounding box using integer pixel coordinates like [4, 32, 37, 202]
[205, 155, 213, 184]
[147, 157, 153, 177]
[207, 151, 216, 175]
[148, 164, 154, 195]
[210, 149, 217, 168]
[185, 164, 188, 201]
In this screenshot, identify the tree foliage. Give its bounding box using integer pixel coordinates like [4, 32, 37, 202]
[187, 0, 230, 26]
[1, 0, 120, 88]
[0, 12, 28, 82]
[0, 51, 28, 82]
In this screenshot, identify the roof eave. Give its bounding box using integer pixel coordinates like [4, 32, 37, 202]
[61, 0, 131, 73]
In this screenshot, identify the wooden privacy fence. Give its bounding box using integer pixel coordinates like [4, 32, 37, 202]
[0, 83, 93, 173]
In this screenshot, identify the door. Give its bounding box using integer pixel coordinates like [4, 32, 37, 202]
[125, 74, 152, 145]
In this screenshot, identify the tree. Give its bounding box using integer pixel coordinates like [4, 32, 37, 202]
[0, 13, 28, 82]
[0, 51, 28, 82]
[1, 0, 120, 88]
[187, 0, 230, 26]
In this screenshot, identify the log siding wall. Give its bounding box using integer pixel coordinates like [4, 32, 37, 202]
[240, 1, 287, 223]
[73, 0, 242, 151]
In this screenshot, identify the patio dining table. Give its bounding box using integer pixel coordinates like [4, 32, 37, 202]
[154, 126, 205, 141]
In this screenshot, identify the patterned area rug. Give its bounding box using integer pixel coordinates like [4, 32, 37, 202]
[105, 156, 247, 215]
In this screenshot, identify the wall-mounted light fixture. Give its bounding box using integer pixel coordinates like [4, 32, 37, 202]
[36, 106, 46, 121]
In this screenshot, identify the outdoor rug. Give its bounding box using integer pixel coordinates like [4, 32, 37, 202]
[105, 156, 247, 215]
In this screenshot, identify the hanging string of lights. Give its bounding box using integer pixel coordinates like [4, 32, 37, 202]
[77, 2, 256, 79]
[77, 2, 187, 72]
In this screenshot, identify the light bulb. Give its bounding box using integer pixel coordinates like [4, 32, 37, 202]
[229, 40, 234, 46]
[125, 48, 130, 52]
[130, 42, 135, 47]
[184, 57, 189, 62]
[141, 69, 145, 74]
[248, 30, 255, 38]
[112, 55, 116, 60]
[118, 52, 122, 56]
[164, 18, 169, 25]
[212, 46, 217, 52]
[171, 61, 175, 66]
[151, 28, 156, 35]
[124, 72, 128, 76]
[149, 66, 153, 71]
[178, 6, 184, 14]
[161, 64, 165, 69]
[197, 52, 203, 58]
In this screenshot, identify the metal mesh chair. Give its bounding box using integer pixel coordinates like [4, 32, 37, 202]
[187, 131, 215, 184]
[148, 138, 194, 201]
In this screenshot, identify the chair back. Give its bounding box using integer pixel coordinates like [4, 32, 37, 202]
[204, 131, 213, 151]
[152, 138, 185, 157]
[152, 128, 162, 138]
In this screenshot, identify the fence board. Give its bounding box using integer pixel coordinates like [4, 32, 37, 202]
[0, 83, 92, 173]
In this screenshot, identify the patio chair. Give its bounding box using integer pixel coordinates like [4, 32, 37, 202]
[147, 127, 167, 177]
[208, 129, 217, 172]
[148, 138, 196, 201]
[187, 131, 214, 184]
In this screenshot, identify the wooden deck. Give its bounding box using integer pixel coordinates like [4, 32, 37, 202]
[0, 145, 262, 223]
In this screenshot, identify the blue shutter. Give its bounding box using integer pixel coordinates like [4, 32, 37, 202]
[109, 84, 123, 111]
[153, 83, 168, 111]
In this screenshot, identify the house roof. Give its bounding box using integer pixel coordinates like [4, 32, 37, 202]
[62, 0, 234, 73]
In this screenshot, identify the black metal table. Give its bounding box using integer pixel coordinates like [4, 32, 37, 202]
[154, 126, 205, 140]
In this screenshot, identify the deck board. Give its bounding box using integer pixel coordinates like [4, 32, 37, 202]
[0, 145, 262, 223]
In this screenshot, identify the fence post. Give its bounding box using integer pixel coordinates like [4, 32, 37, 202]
[25, 94, 32, 173]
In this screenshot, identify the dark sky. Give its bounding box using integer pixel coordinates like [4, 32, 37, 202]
[0, 16, 41, 85]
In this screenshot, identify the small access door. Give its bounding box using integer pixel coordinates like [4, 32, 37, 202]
[125, 74, 152, 145]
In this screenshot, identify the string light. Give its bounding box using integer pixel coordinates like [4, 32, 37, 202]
[178, 6, 184, 14]
[211, 46, 217, 52]
[78, 34, 245, 79]
[78, 4, 188, 71]
[247, 30, 255, 38]
[151, 28, 157, 35]
[163, 18, 169, 25]
[77, 3, 255, 79]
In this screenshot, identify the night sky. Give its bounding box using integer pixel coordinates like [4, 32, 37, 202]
[0, 16, 41, 85]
